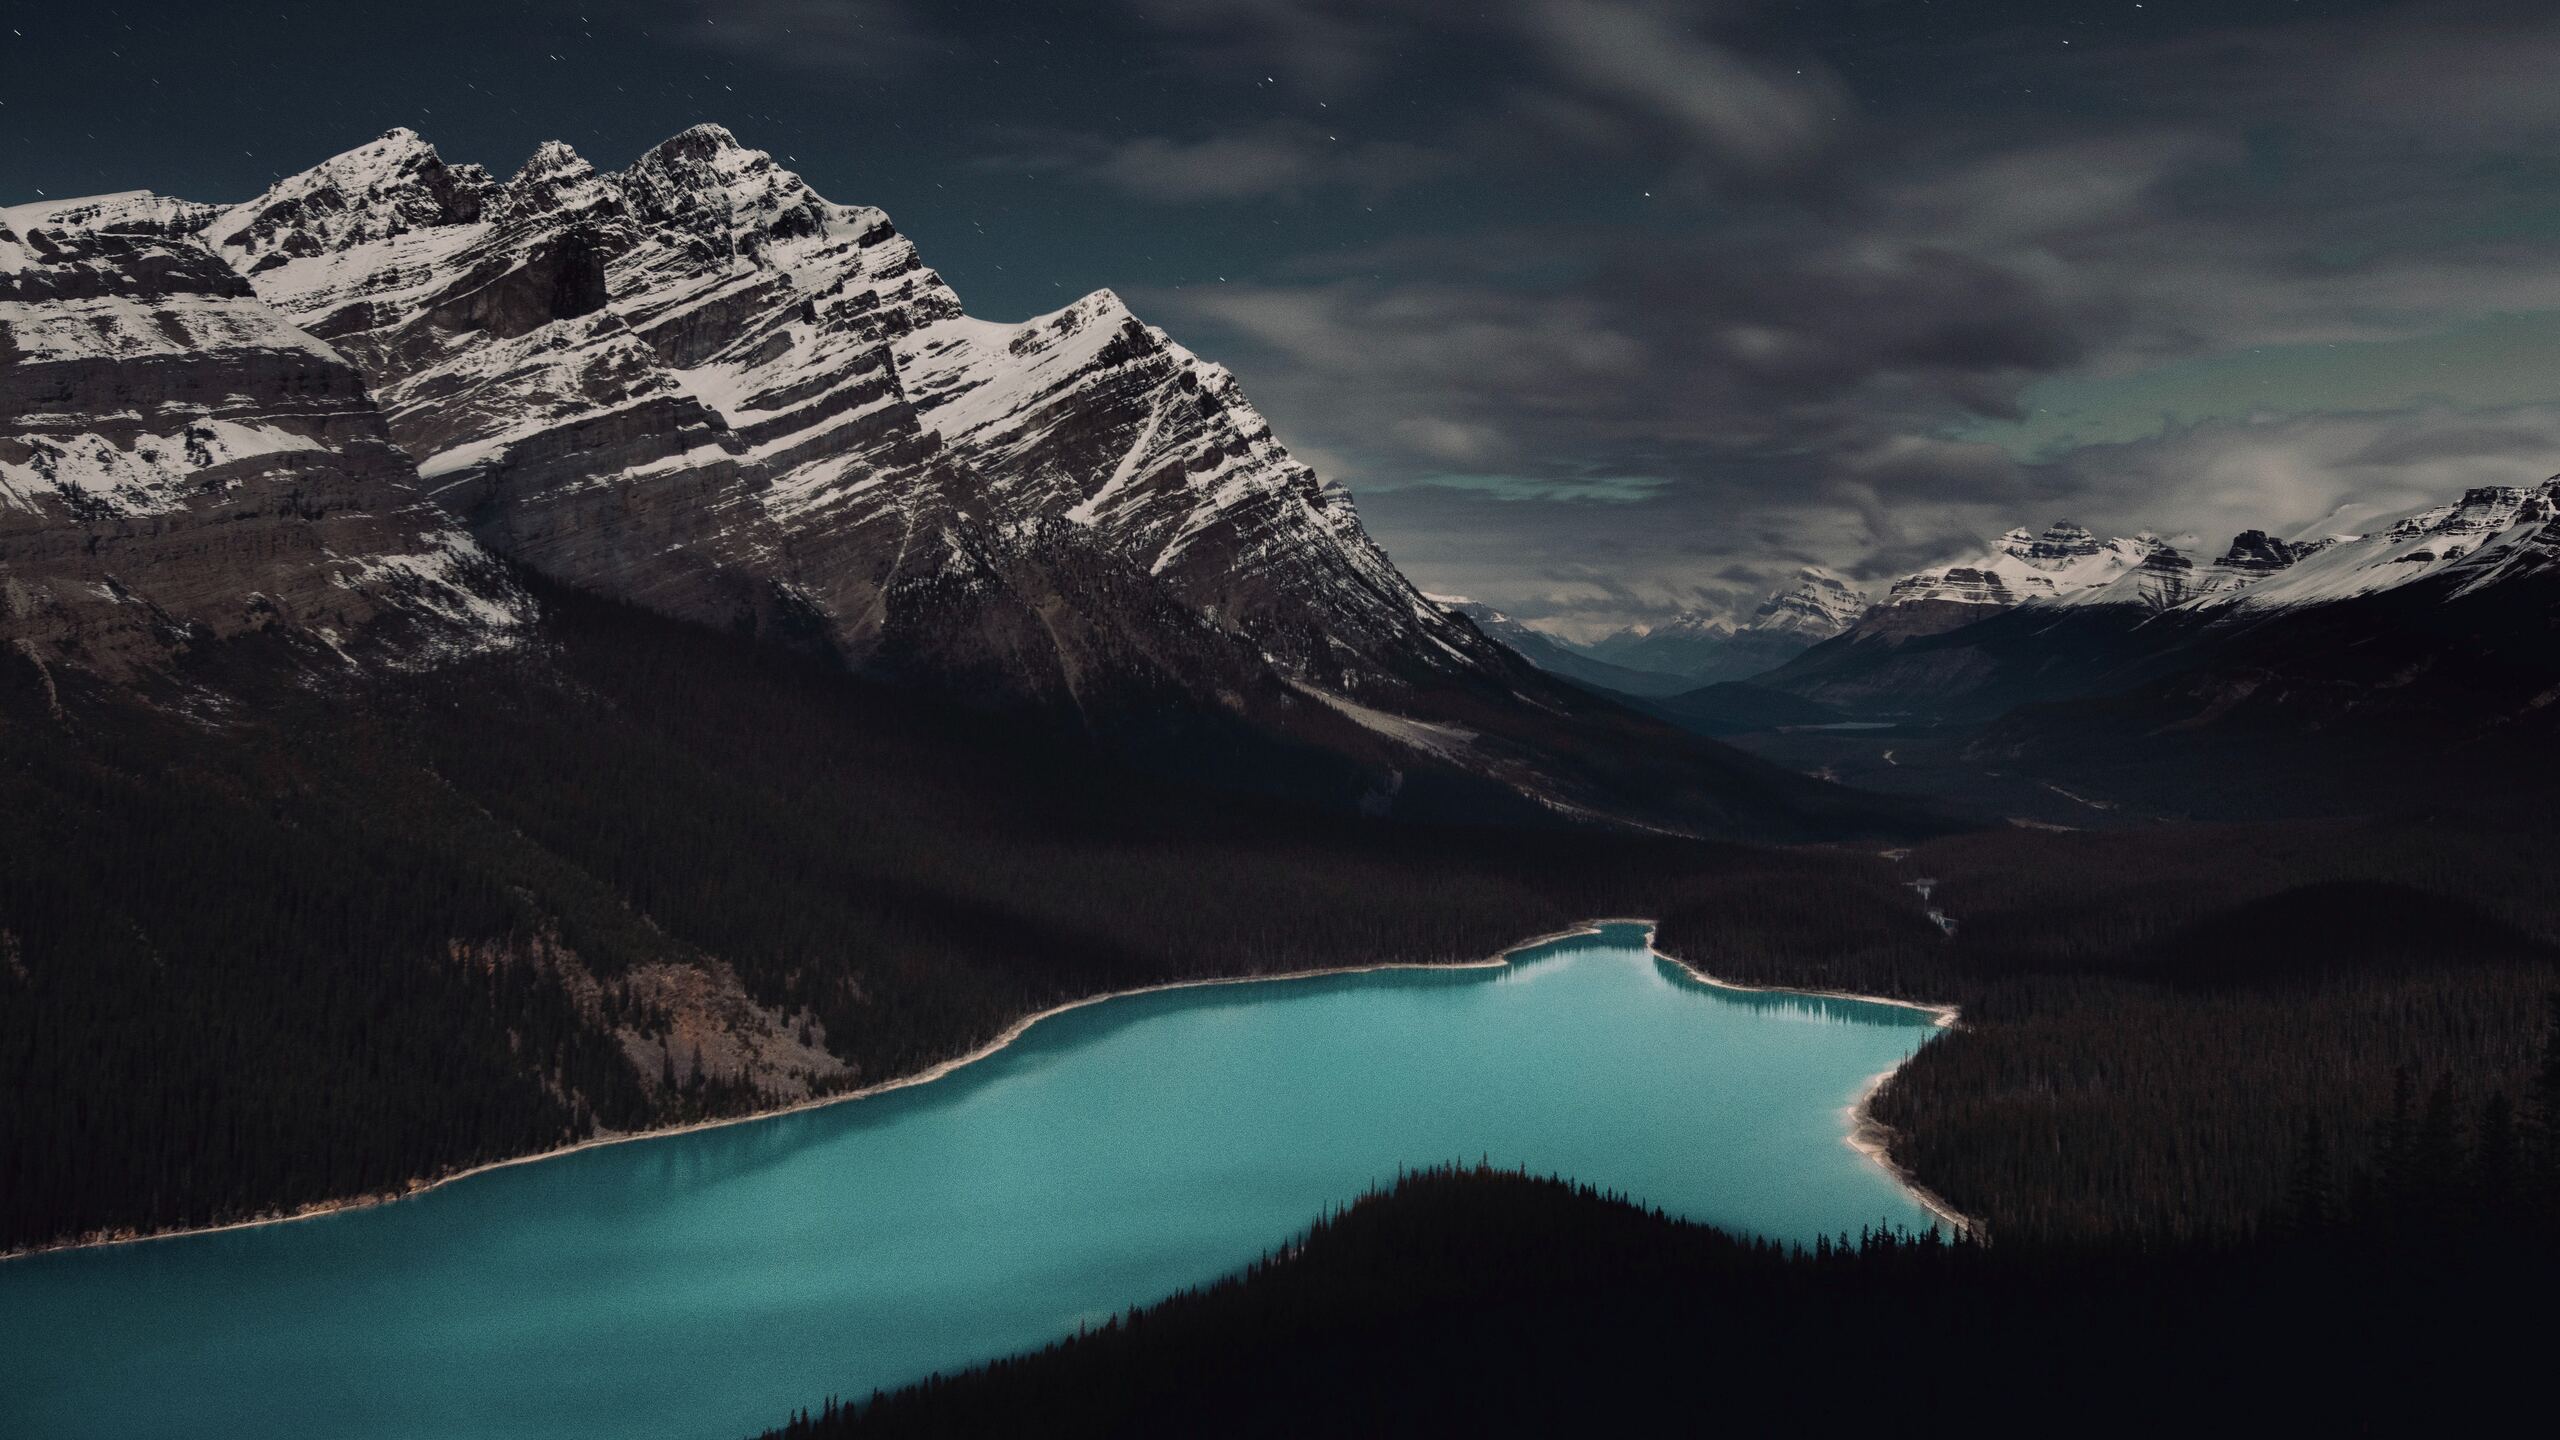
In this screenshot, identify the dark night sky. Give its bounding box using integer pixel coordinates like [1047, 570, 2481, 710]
[10, 1, 2560, 634]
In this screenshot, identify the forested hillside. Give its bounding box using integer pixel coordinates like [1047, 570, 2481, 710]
[763, 1158, 2560, 1438]
[1, 586, 1899, 1254]
[1657, 813, 2560, 1238]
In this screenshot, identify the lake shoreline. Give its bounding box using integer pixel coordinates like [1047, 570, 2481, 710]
[6, 917, 1970, 1261]
[1637, 927, 1976, 1238]
[2, 925, 1608, 1264]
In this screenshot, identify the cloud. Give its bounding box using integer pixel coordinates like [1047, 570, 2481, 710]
[1119, 0, 1845, 183]
[988, 121, 1448, 203]
[689, 0, 2560, 634]
[1370, 471, 1676, 504]
[2030, 402, 2560, 551]
[1125, 1, 2560, 630]
[1510, 0, 1846, 175]
[1151, 223, 2089, 488]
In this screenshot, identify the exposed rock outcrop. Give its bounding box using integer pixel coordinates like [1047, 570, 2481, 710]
[0, 201, 526, 678]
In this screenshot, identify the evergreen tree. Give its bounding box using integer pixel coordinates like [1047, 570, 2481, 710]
[2409, 1073, 2466, 1230]
[2472, 1091, 2519, 1219]
[2532, 994, 2560, 1197]
[2283, 1114, 2334, 1237]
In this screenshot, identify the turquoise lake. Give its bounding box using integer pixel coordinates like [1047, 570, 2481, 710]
[0, 921, 1946, 1439]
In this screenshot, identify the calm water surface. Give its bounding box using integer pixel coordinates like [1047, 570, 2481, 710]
[1, 922, 1944, 1439]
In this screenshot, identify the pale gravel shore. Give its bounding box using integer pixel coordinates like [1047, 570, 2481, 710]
[6, 916, 1973, 1260]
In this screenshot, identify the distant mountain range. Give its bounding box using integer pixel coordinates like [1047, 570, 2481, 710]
[1599, 567, 1873, 682]
[1449, 488, 2558, 815]
[1745, 483, 2558, 722]
[1447, 568, 1874, 695]
[1432, 598, 1704, 697]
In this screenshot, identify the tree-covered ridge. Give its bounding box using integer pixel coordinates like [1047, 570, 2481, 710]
[1656, 814, 2560, 1239]
[760, 1152, 2560, 1439]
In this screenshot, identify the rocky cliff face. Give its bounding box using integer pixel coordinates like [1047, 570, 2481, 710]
[175, 126, 1504, 726]
[0, 200, 526, 681]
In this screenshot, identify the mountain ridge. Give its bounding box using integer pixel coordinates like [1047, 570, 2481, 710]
[4, 123, 1924, 840]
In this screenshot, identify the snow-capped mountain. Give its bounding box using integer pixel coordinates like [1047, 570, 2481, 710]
[2192, 482, 2557, 611]
[2039, 484, 2557, 616]
[1578, 568, 1874, 687]
[1968, 478, 2560, 802]
[2045, 531, 2322, 613]
[1739, 476, 2560, 745]
[1852, 522, 2161, 638]
[1744, 566, 1871, 642]
[0, 124, 1902, 838]
[1588, 610, 1736, 677]
[169, 124, 1499, 715]
[1436, 597, 1703, 696]
[0, 197, 526, 679]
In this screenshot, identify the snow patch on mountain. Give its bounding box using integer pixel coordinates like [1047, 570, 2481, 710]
[0, 422, 329, 517]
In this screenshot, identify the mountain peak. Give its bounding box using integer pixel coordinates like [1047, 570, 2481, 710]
[1999, 520, 2109, 567]
[209, 128, 493, 267]
[613, 122, 865, 265]
[1072, 285, 1130, 315]
[1854, 520, 2161, 635]
[512, 139, 590, 182]
[314, 127, 451, 185]
[624, 124, 768, 194]
[497, 140, 610, 222]
[1744, 566, 1871, 641]
[653, 121, 744, 156]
